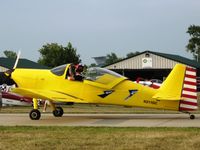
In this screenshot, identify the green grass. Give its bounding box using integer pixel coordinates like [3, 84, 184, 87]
[0, 126, 200, 150]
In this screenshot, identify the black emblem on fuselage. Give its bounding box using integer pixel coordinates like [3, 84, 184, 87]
[98, 90, 114, 98]
[125, 90, 138, 101]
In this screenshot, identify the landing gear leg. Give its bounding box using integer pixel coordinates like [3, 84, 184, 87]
[29, 98, 41, 120]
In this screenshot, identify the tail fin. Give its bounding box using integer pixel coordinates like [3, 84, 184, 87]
[153, 64, 198, 111]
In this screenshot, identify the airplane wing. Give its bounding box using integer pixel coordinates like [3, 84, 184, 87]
[11, 88, 88, 103]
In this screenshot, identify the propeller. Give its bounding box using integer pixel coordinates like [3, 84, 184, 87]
[0, 51, 21, 109]
[0, 51, 20, 85]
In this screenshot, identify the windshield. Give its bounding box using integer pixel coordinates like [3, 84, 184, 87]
[50, 64, 67, 76]
[85, 67, 123, 82]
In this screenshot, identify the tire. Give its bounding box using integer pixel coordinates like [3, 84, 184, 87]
[29, 109, 41, 120]
[190, 114, 195, 120]
[53, 106, 64, 117]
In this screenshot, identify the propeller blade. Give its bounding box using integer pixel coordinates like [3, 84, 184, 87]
[13, 50, 21, 69]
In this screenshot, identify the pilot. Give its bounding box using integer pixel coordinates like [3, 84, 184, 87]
[74, 64, 84, 81]
[67, 64, 76, 80]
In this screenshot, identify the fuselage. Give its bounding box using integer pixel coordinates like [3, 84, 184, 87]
[11, 64, 180, 111]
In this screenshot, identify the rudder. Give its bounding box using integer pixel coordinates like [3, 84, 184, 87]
[179, 67, 198, 111]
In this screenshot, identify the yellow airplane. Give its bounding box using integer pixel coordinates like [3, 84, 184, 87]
[4, 63, 198, 120]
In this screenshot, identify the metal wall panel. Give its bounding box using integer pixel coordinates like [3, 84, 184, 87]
[105, 52, 188, 69]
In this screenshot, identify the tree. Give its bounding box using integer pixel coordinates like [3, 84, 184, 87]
[126, 51, 140, 58]
[105, 52, 121, 65]
[186, 25, 200, 62]
[38, 42, 81, 67]
[3, 50, 17, 59]
[64, 42, 81, 64]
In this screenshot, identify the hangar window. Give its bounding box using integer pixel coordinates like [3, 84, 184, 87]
[145, 53, 150, 57]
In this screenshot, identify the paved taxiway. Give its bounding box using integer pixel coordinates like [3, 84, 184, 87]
[0, 113, 200, 127]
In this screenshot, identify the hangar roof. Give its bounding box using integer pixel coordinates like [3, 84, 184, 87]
[104, 51, 200, 69]
[0, 57, 49, 69]
[150, 51, 200, 68]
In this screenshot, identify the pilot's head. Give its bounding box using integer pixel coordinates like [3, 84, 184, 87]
[75, 64, 84, 73]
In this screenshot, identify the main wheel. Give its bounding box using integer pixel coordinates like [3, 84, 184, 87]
[53, 106, 64, 117]
[29, 109, 41, 120]
[190, 114, 195, 119]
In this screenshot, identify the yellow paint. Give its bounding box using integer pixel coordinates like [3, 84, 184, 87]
[11, 64, 188, 111]
[153, 64, 185, 100]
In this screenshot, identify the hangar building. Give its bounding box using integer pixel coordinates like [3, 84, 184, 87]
[104, 51, 200, 81]
[0, 57, 49, 72]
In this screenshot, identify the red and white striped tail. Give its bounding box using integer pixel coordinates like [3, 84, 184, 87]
[179, 67, 198, 111]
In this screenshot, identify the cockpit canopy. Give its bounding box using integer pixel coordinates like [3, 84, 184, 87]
[85, 67, 123, 81]
[50, 64, 67, 76]
[50, 64, 124, 84]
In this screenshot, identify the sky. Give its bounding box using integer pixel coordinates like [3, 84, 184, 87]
[0, 0, 200, 65]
